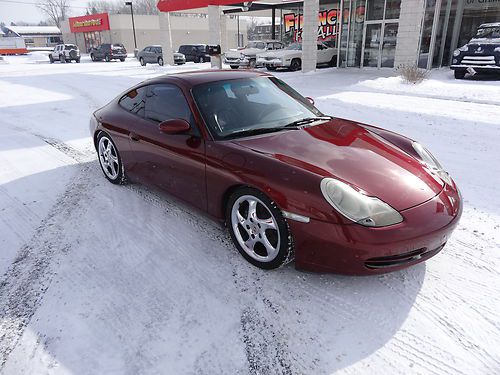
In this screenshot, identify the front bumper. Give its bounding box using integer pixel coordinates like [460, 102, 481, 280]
[257, 58, 285, 68]
[224, 57, 249, 67]
[290, 186, 462, 275]
[451, 64, 500, 71]
[174, 58, 186, 64]
[109, 53, 127, 59]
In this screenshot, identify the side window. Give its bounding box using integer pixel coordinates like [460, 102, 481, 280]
[144, 47, 150, 52]
[119, 86, 147, 117]
[275, 43, 283, 50]
[144, 84, 199, 136]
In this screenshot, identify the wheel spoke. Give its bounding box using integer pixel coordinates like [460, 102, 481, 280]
[247, 199, 257, 220]
[256, 217, 276, 230]
[236, 210, 247, 226]
[109, 152, 118, 164]
[244, 237, 257, 250]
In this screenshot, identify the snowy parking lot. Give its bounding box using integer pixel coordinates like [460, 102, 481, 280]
[0, 54, 499, 374]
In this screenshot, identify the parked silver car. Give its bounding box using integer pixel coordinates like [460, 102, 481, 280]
[137, 45, 186, 66]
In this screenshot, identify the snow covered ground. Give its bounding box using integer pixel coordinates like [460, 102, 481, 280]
[0, 55, 499, 375]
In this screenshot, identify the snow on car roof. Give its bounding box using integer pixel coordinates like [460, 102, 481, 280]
[7, 26, 61, 35]
[479, 22, 500, 28]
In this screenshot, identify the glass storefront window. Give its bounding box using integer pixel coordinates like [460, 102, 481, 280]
[385, 0, 402, 19]
[381, 22, 398, 67]
[366, 0, 385, 20]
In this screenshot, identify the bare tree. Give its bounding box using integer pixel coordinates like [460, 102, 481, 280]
[36, 0, 69, 28]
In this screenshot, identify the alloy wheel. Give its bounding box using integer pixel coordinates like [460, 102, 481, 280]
[98, 136, 119, 180]
[231, 195, 280, 263]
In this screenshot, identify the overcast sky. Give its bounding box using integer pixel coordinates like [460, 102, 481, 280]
[0, 1, 92, 25]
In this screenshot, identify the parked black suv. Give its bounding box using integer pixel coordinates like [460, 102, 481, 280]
[178, 44, 211, 63]
[90, 43, 127, 62]
[451, 23, 500, 79]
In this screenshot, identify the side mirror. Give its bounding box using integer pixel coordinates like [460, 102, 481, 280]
[305, 96, 315, 105]
[159, 118, 191, 134]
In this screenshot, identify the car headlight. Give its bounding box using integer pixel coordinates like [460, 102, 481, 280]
[320, 178, 403, 227]
[453, 49, 461, 57]
[412, 142, 453, 185]
[240, 53, 246, 60]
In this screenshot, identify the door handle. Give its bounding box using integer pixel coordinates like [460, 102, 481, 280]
[129, 132, 140, 142]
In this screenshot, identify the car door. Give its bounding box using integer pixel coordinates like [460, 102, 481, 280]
[317, 43, 330, 64]
[128, 83, 206, 210]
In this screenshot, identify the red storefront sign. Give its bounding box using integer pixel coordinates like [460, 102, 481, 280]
[69, 13, 110, 33]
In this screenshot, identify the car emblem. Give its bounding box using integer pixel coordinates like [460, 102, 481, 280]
[475, 46, 483, 53]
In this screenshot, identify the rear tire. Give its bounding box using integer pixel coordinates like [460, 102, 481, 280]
[60, 54, 65, 63]
[96, 132, 127, 185]
[76, 58, 80, 63]
[194, 56, 200, 63]
[226, 187, 294, 270]
[266, 66, 276, 71]
[328, 55, 338, 67]
[454, 69, 466, 79]
[120, 58, 125, 62]
[158, 57, 164, 66]
[49, 55, 54, 64]
[105, 54, 110, 62]
[90, 54, 96, 62]
[248, 58, 256, 69]
[290, 58, 301, 71]
[140, 57, 145, 66]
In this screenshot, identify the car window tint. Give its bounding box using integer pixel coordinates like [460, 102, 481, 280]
[144, 47, 150, 52]
[119, 86, 146, 117]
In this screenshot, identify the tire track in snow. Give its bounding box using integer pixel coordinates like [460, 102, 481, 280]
[0, 163, 94, 369]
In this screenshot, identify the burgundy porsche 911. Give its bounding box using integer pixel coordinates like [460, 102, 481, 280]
[90, 70, 462, 275]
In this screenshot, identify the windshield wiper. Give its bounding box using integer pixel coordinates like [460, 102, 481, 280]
[222, 117, 332, 139]
[283, 116, 332, 128]
[223, 126, 297, 139]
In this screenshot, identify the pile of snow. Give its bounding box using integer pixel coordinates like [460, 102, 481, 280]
[27, 51, 50, 64]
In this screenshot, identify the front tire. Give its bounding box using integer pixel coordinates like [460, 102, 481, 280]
[158, 57, 164, 66]
[266, 66, 276, 71]
[248, 58, 256, 69]
[290, 58, 301, 71]
[105, 54, 110, 62]
[139, 57, 145, 66]
[49, 55, 54, 64]
[230, 65, 239, 69]
[97, 132, 126, 185]
[454, 69, 466, 79]
[227, 187, 294, 270]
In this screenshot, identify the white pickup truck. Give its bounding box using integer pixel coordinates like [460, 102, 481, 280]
[257, 42, 337, 71]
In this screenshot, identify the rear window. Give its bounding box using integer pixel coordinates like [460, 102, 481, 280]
[112, 44, 124, 48]
[64, 45, 77, 50]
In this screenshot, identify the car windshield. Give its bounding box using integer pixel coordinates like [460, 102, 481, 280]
[474, 26, 500, 39]
[64, 45, 76, 50]
[112, 44, 124, 48]
[287, 43, 302, 50]
[247, 42, 265, 49]
[192, 77, 324, 139]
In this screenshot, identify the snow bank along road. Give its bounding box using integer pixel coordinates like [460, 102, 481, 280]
[0, 56, 499, 375]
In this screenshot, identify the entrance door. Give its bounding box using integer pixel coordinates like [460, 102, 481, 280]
[362, 23, 382, 67]
[362, 21, 398, 68]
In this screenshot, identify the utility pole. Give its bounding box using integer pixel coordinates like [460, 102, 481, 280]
[125, 1, 137, 52]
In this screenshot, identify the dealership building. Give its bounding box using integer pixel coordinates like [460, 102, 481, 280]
[155, 0, 500, 71]
[60, 0, 499, 72]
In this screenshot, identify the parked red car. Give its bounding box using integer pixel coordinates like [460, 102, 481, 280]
[90, 70, 462, 275]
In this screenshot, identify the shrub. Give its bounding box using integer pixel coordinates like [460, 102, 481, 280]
[396, 64, 430, 84]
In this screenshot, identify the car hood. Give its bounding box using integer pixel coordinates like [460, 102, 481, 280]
[260, 49, 299, 58]
[174, 52, 184, 58]
[232, 118, 444, 211]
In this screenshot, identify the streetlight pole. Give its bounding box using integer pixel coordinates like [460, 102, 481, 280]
[125, 1, 137, 51]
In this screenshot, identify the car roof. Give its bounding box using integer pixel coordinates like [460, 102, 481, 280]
[479, 22, 500, 28]
[141, 69, 272, 87]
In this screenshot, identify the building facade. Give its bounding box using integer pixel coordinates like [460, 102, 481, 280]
[60, 11, 246, 53]
[3, 26, 62, 48]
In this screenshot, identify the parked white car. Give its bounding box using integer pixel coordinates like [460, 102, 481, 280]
[49, 44, 80, 64]
[257, 42, 337, 71]
[224, 40, 284, 69]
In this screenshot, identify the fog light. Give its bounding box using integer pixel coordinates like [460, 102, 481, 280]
[452, 59, 458, 64]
